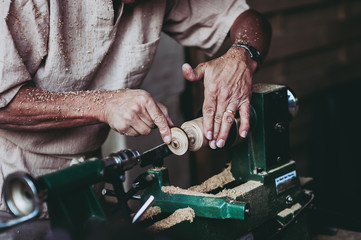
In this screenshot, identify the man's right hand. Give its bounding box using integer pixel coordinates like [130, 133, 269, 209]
[0, 86, 173, 144]
[101, 89, 173, 144]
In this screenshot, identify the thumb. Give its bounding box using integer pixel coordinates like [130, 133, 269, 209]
[182, 63, 205, 82]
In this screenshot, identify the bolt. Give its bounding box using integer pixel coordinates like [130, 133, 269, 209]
[286, 195, 293, 205]
[274, 122, 285, 133]
[119, 175, 125, 182]
[245, 207, 251, 216]
[101, 189, 107, 196]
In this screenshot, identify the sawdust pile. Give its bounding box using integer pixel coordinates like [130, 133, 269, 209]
[162, 180, 262, 200]
[137, 206, 161, 222]
[277, 203, 302, 218]
[188, 165, 235, 193]
[216, 180, 263, 199]
[162, 186, 217, 198]
[147, 207, 195, 232]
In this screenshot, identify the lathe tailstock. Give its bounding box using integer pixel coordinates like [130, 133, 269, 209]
[0, 83, 312, 240]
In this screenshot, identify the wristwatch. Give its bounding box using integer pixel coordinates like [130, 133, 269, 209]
[232, 42, 262, 69]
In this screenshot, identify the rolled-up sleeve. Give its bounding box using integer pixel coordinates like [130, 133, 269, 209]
[163, 0, 249, 57]
[0, 0, 48, 108]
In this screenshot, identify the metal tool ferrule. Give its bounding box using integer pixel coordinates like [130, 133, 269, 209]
[104, 149, 141, 171]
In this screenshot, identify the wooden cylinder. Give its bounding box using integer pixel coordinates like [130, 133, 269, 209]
[168, 117, 242, 155]
[167, 127, 189, 156]
[180, 117, 208, 152]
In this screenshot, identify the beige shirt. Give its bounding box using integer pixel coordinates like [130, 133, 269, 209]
[0, 0, 249, 211]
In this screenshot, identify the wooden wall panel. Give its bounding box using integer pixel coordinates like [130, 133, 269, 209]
[254, 41, 361, 97]
[266, 3, 361, 60]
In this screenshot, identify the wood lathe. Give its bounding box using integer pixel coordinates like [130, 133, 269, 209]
[0, 83, 313, 240]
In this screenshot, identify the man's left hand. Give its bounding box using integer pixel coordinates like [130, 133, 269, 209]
[182, 46, 258, 149]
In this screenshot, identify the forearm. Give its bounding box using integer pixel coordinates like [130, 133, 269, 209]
[0, 85, 173, 143]
[230, 9, 272, 62]
[0, 85, 108, 131]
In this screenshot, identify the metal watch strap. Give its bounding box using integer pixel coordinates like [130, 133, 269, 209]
[232, 42, 262, 69]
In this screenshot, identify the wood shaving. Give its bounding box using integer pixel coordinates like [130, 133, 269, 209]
[215, 180, 263, 199]
[188, 165, 235, 193]
[137, 206, 161, 222]
[162, 186, 217, 198]
[162, 180, 262, 200]
[147, 207, 195, 232]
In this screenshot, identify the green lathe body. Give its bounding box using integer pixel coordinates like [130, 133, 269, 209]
[37, 158, 107, 239]
[141, 84, 311, 240]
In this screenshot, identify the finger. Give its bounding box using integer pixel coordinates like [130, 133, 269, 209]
[146, 99, 172, 144]
[202, 86, 217, 143]
[212, 88, 232, 143]
[238, 100, 251, 138]
[115, 116, 148, 136]
[113, 110, 143, 136]
[216, 103, 238, 148]
[121, 126, 138, 137]
[182, 63, 205, 82]
[138, 112, 156, 129]
[131, 101, 155, 129]
[156, 102, 174, 127]
[131, 115, 153, 135]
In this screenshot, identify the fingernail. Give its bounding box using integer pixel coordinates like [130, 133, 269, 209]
[216, 139, 225, 148]
[164, 136, 171, 144]
[210, 140, 217, 149]
[241, 131, 247, 138]
[206, 131, 213, 140]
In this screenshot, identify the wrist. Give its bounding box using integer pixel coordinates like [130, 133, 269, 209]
[97, 89, 128, 123]
[93, 90, 115, 123]
[232, 42, 262, 72]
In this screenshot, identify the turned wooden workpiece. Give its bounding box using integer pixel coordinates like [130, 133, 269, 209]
[167, 117, 241, 156]
[168, 127, 189, 156]
[167, 117, 206, 156]
[180, 117, 208, 152]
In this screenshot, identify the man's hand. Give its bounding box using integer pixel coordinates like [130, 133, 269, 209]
[182, 9, 271, 149]
[0, 87, 173, 144]
[182, 46, 257, 149]
[102, 89, 173, 144]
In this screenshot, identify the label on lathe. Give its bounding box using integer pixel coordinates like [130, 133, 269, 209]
[275, 170, 297, 194]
